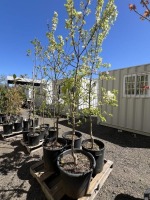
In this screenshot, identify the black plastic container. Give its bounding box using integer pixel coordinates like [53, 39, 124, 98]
[3, 123, 13, 134]
[47, 127, 57, 140]
[82, 139, 105, 175]
[27, 132, 40, 146]
[14, 121, 22, 132]
[62, 131, 82, 149]
[22, 131, 29, 142]
[57, 149, 95, 199]
[43, 137, 66, 172]
[23, 119, 30, 131]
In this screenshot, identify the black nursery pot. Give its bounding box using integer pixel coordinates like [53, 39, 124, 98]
[22, 131, 29, 142]
[14, 121, 22, 132]
[47, 127, 57, 140]
[27, 132, 40, 146]
[0, 114, 4, 124]
[82, 139, 105, 175]
[43, 137, 66, 172]
[23, 119, 30, 131]
[57, 149, 96, 199]
[3, 123, 13, 134]
[62, 131, 82, 149]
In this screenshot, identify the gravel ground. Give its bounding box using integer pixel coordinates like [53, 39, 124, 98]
[0, 109, 150, 200]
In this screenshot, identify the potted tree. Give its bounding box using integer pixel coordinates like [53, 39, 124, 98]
[81, 74, 118, 175]
[56, 0, 118, 198]
[30, 29, 67, 172]
[2, 75, 24, 134]
[0, 81, 7, 124]
[26, 43, 41, 146]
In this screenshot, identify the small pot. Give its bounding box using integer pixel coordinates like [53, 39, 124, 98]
[22, 131, 29, 142]
[62, 131, 82, 149]
[27, 132, 40, 146]
[3, 123, 13, 134]
[82, 139, 105, 175]
[47, 127, 57, 140]
[43, 137, 67, 172]
[14, 121, 22, 132]
[23, 119, 30, 131]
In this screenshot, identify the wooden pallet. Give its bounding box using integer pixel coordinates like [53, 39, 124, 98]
[0, 130, 23, 139]
[30, 159, 113, 200]
[20, 139, 43, 153]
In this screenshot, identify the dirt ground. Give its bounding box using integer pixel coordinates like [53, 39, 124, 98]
[0, 109, 150, 200]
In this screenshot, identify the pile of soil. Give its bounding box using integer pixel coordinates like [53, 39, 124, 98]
[0, 110, 149, 200]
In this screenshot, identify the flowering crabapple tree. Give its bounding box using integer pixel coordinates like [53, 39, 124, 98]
[29, 0, 118, 164]
[60, 0, 118, 163]
[129, 0, 150, 21]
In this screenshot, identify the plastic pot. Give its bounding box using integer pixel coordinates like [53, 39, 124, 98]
[57, 149, 95, 199]
[43, 137, 67, 172]
[14, 121, 22, 132]
[22, 131, 29, 142]
[27, 132, 40, 146]
[23, 119, 30, 131]
[62, 131, 82, 149]
[82, 139, 105, 175]
[3, 123, 13, 134]
[47, 127, 57, 140]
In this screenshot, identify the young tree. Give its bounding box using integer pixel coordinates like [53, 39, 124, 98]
[60, 0, 118, 163]
[129, 0, 150, 21]
[29, 0, 118, 164]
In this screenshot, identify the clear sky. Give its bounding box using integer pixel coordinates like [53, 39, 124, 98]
[0, 0, 150, 78]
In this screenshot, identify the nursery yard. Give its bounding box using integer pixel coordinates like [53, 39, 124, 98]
[0, 109, 150, 200]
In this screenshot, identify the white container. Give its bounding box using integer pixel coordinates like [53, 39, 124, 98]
[98, 63, 150, 136]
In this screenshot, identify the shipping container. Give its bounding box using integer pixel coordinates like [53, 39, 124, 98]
[98, 63, 150, 137]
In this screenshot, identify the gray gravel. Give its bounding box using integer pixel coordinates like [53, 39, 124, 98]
[0, 110, 150, 200]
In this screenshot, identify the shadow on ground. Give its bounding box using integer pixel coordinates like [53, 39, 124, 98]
[59, 119, 150, 148]
[114, 193, 143, 200]
[0, 139, 45, 199]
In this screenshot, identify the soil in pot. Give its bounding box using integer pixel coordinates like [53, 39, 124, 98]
[62, 131, 82, 149]
[43, 138, 66, 172]
[82, 139, 105, 175]
[3, 123, 13, 134]
[57, 149, 95, 199]
[27, 132, 40, 146]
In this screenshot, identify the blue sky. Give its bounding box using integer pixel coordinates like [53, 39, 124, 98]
[0, 0, 150, 78]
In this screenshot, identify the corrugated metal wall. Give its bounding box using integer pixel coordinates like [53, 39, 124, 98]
[98, 64, 150, 136]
